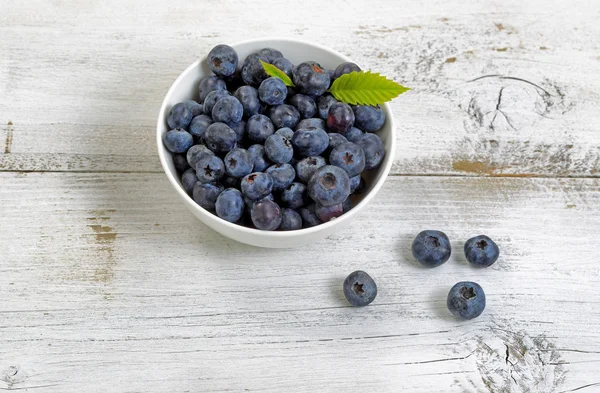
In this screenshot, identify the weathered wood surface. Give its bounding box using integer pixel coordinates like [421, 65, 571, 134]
[2, 1, 600, 392]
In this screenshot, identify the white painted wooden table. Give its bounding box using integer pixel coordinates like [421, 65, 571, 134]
[2, 1, 600, 392]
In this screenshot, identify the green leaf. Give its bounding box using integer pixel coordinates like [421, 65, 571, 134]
[260, 60, 295, 87]
[328, 71, 410, 106]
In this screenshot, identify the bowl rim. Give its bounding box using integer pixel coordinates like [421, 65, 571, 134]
[156, 37, 396, 238]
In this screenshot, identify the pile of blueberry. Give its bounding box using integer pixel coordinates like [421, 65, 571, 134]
[343, 231, 499, 320]
[163, 44, 386, 230]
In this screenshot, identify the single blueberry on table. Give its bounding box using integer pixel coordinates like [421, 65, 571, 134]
[247, 114, 275, 143]
[269, 104, 301, 129]
[258, 77, 288, 106]
[203, 89, 231, 115]
[299, 204, 322, 228]
[172, 153, 190, 174]
[241, 52, 270, 87]
[271, 57, 294, 78]
[266, 163, 295, 192]
[181, 168, 197, 195]
[318, 95, 338, 120]
[334, 62, 361, 79]
[183, 100, 203, 117]
[234, 85, 261, 119]
[204, 122, 237, 153]
[281, 182, 308, 209]
[356, 133, 385, 170]
[228, 120, 246, 142]
[207, 44, 238, 77]
[308, 165, 351, 207]
[343, 270, 377, 307]
[212, 96, 243, 125]
[464, 235, 500, 267]
[278, 208, 302, 231]
[329, 141, 366, 177]
[241, 172, 274, 200]
[195, 154, 225, 183]
[186, 144, 213, 168]
[315, 203, 344, 222]
[192, 182, 224, 211]
[224, 148, 254, 178]
[258, 47, 284, 62]
[295, 156, 326, 183]
[215, 188, 245, 223]
[292, 61, 330, 96]
[288, 94, 317, 119]
[198, 75, 227, 103]
[411, 230, 452, 267]
[189, 114, 213, 142]
[265, 133, 294, 164]
[292, 127, 329, 157]
[345, 126, 365, 143]
[296, 117, 326, 131]
[251, 198, 283, 231]
[163, 129, 193, 153]
[167, 102, 193, 130]
[275, 127, 294, 141]
[247, 144, 271, 172]
[326, 133, 348, 155]
[447, 281, 486, 320]
[353, 105, 386, 132]
[327, 102, 355, 134]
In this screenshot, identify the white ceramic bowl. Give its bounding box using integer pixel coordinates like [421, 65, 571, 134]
[157, 38, 396, 248]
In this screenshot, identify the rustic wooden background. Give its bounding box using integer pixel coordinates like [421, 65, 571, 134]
[2, 1, 600, 392]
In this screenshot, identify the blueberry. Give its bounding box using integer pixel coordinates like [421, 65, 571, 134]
[198, 75, 227, 103]
[204, 122, 237, 153]
[223, 71, 245, 92]
[222, 175, 241, 189]
[326, 133, 348, 154]
[258, 47, 284, 62]
[354, 105, 386, 132]
[265, 134, 294, 164]
[299, 204, 322, 227]
[315, 203, 343, 222]
[203, 89, 231, 115]
[269, 104, 300, 129]
[464, 235, 500, 267]
[228, 120, 246, 142]
[234, 85, 261, 118]
[345, 127, 365, 143]
[271, 57, 294, 78]
[278, 208, 302, 231]
[292, 61, 330, 96]
[296, 117, 326, 131]
[447, 282, 486, 320]
[356, 133, 385, 170]
[167, 102, 193, 130]
[275, 127, 294, 141]
[291, 127, 329, 157]
[327, 102, 355, 134]
[343, 270, 377, 307]
[186, 144, 213, 168]
[163, 129, 193, 153]
[241, 172, 274, 200]
[251, 198, 282, 231]
[266, 163, 295, 192]
[295, 156, 326, 183]
[258, 77, 288, 106]
[342, 197, 353, 213]
[192, 182, 224, 211]
[411, 230, 452, 267]
[247, 144, 271, 172]
[241, 53, 270, 87]
[183, 100, 204, 117]
[207, 44, 238, 77]
[329, 142, 366, 177]
[288, 94, 317, 119]
[173, 153, 190, 174]
[334, 62, 361, 79]
[215, 188, 245, 223]
[281, 182, 308, 209]
[327, 69, 336, 80]
[244, 193, 274, 210]
[247, 114, 275, 143]
[307, 165, 351, 207]
[195, 154, 225, 183]
[189, 114, 213, 142]
[181, 168, 197, 195]
[318, 95, 338, 120]
[349, 175, 365, 194]
[224, 148, 254, 178]
[212, 96, 243, 124]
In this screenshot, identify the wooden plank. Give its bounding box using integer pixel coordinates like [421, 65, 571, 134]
[1, 172, 599, 392]
[1, 1, 600, 175]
